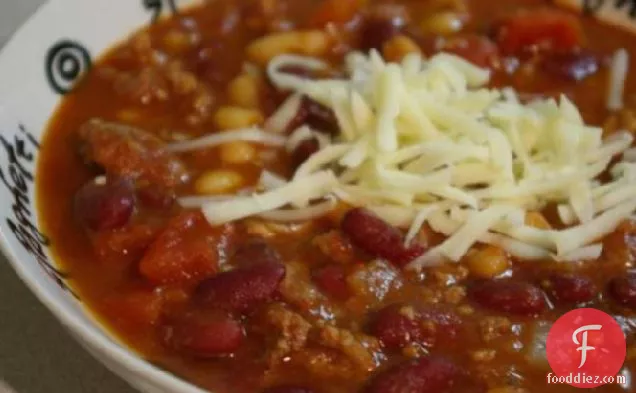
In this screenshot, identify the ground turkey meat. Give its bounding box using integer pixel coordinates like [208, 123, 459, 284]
[79, 118, 189, 188]
[317, 325, 380, 372]
[256, 303, 312, 366]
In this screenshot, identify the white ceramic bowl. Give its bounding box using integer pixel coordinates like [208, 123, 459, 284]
[0, 0, 207, 391]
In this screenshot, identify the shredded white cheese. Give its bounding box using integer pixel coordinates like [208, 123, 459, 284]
[258, 170, 288, 190]
[196, 51, 636, 268]
[286, 125, 330, 152]
[202, 170, 338, 225]
[404, 206, 437, 247]
[607, 48, 629, 111]
[258, 197, 337, 222]
[166, 127, 286, 153]
[266, 94, 303, 133]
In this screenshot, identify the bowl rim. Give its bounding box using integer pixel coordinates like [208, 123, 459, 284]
[0, 233, 207, 393]
[0, 1, 206, 391]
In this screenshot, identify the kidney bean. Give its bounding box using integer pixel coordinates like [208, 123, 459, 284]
[370, 304, 461, 349]
[469, 280, 546, 316]
[232, 240, 281, 267]
[164, 311, 244, 357]
[313, 265, 351, 300]
[541, 51, 599, 81]
[544, 273, 596, 304]
[264, 387, 315, 393]
[341, 208, 425, 267]
[360, 6, 408, 51]
[196, 262, 286, 313]
[287, 96, 339, 136]
[366, 357, 461, 393]
[74, 177, 135, 231]
[303, 97, 339, 135]
[608, 273, 636, 309]
[291, 138, 320, 168]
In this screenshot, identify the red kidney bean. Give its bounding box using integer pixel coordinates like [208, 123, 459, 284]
[608, 272, 636, 309]
[196, 262, 286, 313]
[541, 51, 599, 81]
[287, 96, 339, 136]
[341, 208, 425, 267]
[74, 177, 135, 231]
[469, 280, 546, 316]
[360, 6, 408, 51]
[302, 97, 339, 136]
[544, 273, 596, 304]
[232, 240, 281, 267]
[263, 387, 315, 393]
[370, 304, 461, 349]
[164, 311, 244, 357]
[291, 138, 320, 168]
[313, 265, 351, 300]
[366, 357, 461, 393]
[285, 97, 339, 137]
[136, 184, 175, 210]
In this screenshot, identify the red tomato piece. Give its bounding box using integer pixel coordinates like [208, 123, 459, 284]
[442, 35, 499, 68]
[102, 288, 164, 331]
[496, 9, 584, 55]
[163, 310, 245, 357]
[139, 212, 234, 285]
[91, 223, 161, 262]
[313, 265, 351, 300]
[309, 0, 365, 27]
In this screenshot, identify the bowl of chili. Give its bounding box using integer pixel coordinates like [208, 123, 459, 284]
[1, 0, 636, 392]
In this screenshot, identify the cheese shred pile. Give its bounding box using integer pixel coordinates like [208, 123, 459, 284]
[194, 50, 636, 269]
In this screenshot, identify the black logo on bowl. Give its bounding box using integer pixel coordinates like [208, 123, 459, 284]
[143, 0, 178, 23]
[45, 40, 92, 95]
[0, 125, 75, 297]
[583, 0, 636, 17]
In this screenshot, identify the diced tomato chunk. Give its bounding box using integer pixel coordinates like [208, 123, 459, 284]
[442, 35, 499, 68]
[91, 223, 161, 261]
[309, 0, 365, 27]
[496, 9, 583, 55]
[139, 212, 234, 285]
[313, 265, 351, 300]
[103, 288, 164, 331]
[163, 310, 245, 357]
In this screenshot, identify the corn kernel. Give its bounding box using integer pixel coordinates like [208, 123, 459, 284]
[465, 246, 510, 279]
[382, 35, 422, 62]
[246, 30, 331, 65]
[227, 74, 262, 109]
[421, 12, 466, 36]
[220, 141, 257, 164]
[163, 29, 193, 53]
[195, 170, 243, 195]
[213, 106, 264, 130]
